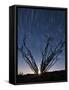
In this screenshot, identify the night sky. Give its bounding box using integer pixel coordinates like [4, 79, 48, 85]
[17, 7, 65, 75]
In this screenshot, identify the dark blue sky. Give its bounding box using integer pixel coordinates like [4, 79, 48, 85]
[17, 8, 65, 74]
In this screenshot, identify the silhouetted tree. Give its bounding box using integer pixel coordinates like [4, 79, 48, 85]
[18, 34, 38, 74]
[40, 37, 65, 74]
[18, 9, 65, 75]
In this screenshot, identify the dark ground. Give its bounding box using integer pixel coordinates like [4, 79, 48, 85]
[16, 70, 67, 84]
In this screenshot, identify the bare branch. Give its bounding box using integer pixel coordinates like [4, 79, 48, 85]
[40, 37, 65, 73]
[19, 34, 38, 74]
